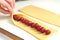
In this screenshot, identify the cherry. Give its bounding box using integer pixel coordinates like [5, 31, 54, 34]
[31, 23, 37, 27]
[20, 17, 25, 22]
[36, 26, 42, 31]
[40, 28, 46, 33]
[13, 15, 21, 21]
[45, 30, 51, 35]
[34, 24, 41, 28]
[26, 21, 33, 26]
[24, 20, 31, 25]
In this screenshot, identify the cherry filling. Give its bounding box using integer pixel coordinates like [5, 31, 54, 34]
[45, 30, 51, 35]
[31, 23, 37, 27]
[13, 15, 21, 21]
[13, 15, 51, 35]
[27, 21, 33, 26]
[40, 27, 46, 33]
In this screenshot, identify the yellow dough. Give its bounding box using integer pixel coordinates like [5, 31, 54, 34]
[19, 5, 60, 27]
[12, 12, 57, 40]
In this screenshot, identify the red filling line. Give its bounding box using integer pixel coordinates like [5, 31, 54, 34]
[13, 15, 51, 35]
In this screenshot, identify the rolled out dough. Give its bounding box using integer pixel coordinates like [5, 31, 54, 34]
[19, 5, 60, 27]
[12, 13, 57, 40]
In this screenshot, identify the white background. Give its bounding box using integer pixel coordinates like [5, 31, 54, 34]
[0, 0, 60, 40]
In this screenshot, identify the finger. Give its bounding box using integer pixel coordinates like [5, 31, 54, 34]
[5, 0, 15, 8]
[0, 1, 13, 13]
[13, 0, 15, 8]
[11, 0, 15, 8]
[0, 7, 9, 14]
[5, 0, 13, 8]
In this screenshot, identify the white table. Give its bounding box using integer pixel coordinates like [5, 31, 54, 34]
[0, 1, 60, 40]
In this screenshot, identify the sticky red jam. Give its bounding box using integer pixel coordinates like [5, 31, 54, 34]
[13, 15, 51, 35]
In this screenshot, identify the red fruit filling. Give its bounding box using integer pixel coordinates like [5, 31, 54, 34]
[13, 15, 51, 35]
[13, 15, 21, 21]
[45, 30, 51, 35]
[27, 21, 33, 26]
[40, 28, 46, 33]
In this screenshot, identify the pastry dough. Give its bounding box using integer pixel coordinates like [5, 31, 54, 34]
[19, 5, 60, 27]
[12, 12, 57, 40]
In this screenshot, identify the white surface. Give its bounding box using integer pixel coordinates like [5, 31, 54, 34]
[0, 1, 60, 40]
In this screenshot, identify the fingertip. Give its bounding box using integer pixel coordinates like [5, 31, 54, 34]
[3, 11, 9, 14]
[0, 7, 9, 14]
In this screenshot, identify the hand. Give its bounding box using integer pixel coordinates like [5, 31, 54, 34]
[0, 0, 15, 14]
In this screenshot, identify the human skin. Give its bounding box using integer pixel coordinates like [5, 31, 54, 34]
[0, 0, 15, 14]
